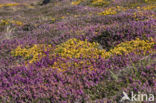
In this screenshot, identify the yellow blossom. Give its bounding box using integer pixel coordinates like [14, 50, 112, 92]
[11, 44, 53, 63]
[54, 38, 106, 59]
[0, 3, 19, 8]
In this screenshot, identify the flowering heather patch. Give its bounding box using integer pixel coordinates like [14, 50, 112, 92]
[0, 0, 156, 102]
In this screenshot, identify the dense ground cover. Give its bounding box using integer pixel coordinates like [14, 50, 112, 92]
[0, 0, 156, 103]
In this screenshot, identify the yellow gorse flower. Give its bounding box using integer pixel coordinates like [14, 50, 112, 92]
[99, 8, 117, 15]
[91, 0, 110, 6]
[0, 19, 9, 25]
[55, 38, 154, 59]
[11, 38, 155, 72]
[142, 5, 156, 10]
[0, 3, 19, 8]
[71, 0, 82, 5]
[98, 6, 126, 16]
[133, 5, 156, 20]
[144, 0, 155, 3]
[11, 44, 53, 64]
[108, 38, 155, 57]
[0, 19, 23, 26]
[71, 0, 110, 6]
[54, 38, 106, 59]
[51, 18, 56, 22]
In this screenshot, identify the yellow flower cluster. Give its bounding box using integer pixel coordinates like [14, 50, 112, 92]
[108, 38, 155, 57]
[91, 0, 110, 6]
[99, 7, 117, 15]
[141, 5, 156, 10]
[55, 38, 154, 59]
[11, 38, 154, 69]
[98, 6, 126, 16]
[144, 0, 155, 3]
[11, 44, 53, 64]
[71, 0, 110, 6]
[51, 17, 56, 22]
[0, 3, 19, 8]
[0, 19, 23, 26]
[133, 5, 156, 20]
[71, 0, 82, 5]
[54, 38, 106, 59]
[51, 38, 154, 71]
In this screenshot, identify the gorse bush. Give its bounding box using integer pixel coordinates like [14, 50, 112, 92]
[108, 38, 154, 56]
[71, 0, 110, 6]
[91, 0, 110, 6]
[11, 44, 53, 64]
[0, 0, 155, 102]
[0, 3, 19, 8]
[0, 19, 23, 26]
[54, 38, 106, 59]
[11, 38, 155, 66]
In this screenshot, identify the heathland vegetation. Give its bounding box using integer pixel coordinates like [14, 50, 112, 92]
[0, 0, 155, 102]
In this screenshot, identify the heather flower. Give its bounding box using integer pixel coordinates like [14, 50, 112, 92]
[0, 0, 155, 102]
